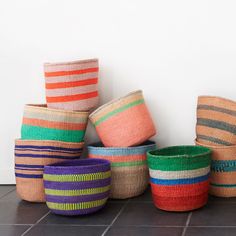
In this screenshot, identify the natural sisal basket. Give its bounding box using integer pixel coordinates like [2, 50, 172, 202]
[43, 158, 111, 216]
[195, 139, 236, 197]
[196, 96, 236, 146]
[21, 104, 89, 142]
[89, 90, 156, 147]
[147, 146, 211, 212]
[15, 139, 84, 202]
[44, 58, 99, 111]
[88, 141, 156, 199]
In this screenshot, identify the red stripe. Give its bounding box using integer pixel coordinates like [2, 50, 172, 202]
[152, 193, 208, 211]
[46, 78, 98, 89]
[150, 180, 209, 197]
[46, 91, 98, 103]
[45, 67, 98, 77]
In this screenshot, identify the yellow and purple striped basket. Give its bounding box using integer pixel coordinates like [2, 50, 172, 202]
[43, 159, 111, 215]
[21, 104, 89, 143]
[89, 90, 156, 147]
[44, 58, 99, 111]
[88, 141, 156, 199]
[15, 139, 84, 202]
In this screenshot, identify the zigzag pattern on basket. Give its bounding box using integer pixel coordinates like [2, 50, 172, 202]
[44, 59, 99, 111]
[147, 146, 211, 212]
[15, 139, 84, 202]
[88, 141, 156, 199]
[196, 96, 236, 146]
[44, 159, 111, 215]
[21, 104, 89, 142]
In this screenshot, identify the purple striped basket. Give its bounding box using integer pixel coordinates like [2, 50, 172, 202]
[43, 159, 111, 216]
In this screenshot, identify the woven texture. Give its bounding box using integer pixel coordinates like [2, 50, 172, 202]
[196, 96, 236, 146]
[89, 90, 156, 147]
[88, 141, 156, 199]
[44, 59, 99, 111]
[147, 145, 211, 212]
[15, 139, 84, 202]
[21, 104, 89, 142]
[195, 140, 236, 197]
[44, 158, 111, 215]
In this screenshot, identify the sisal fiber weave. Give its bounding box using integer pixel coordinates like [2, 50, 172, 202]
[89, 90, 156, 147]
[195, 139, 236, 197]
[43, 159, 111, 215]
[15, 139, 84, 202]
[196, 96, 236, 146]
[88, 141, 156, 199]
[147, 145, 211, 212]
[21, 104, 89, 142]
[44, 58, 99, 111]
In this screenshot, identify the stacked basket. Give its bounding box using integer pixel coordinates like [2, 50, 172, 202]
[195, 96, 236, 197]
[15, 59, 105, 207]
[88, 90, 157, 199]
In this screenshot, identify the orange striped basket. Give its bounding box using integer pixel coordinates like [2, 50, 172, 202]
[44, 59, 99, 111]
[89, 90, 156, 147]
[15, 139, 84, 202]
[196, 96, 236, 146]
[88, 141, 156, 199]
[21, 104, 89, 142]
[195, 139, 236, 197]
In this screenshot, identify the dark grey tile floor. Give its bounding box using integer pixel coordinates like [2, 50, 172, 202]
[1, 186, 236, 236]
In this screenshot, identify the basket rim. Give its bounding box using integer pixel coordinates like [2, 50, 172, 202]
[147, 145, 211, 159]
[44, 158, 110, 170]
[44, 58, 98, 67]
[198, 95, 236, 106]
[87, 140, 156, 151]
[25, 104, 90, 115]
[89, 90, 143, 119]
[15, 138, 85, 146]
[195, 139, 236, 149]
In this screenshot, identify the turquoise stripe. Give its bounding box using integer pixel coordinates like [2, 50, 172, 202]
[211, 160, 236, 172]
[21, 125, 85, 143]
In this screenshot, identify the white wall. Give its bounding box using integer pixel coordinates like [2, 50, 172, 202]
[1, 0, 236, 183]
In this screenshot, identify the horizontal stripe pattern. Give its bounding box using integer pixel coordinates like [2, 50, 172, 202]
[44, 159, 110, 215]
[44, 59, 99, 111]
[211, 160, 236, 172]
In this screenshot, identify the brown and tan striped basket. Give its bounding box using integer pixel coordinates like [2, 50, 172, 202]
[195, 139, 236, 197]
[196, 96, 236, 146]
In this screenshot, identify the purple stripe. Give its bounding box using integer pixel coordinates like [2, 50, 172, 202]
[15, 148, 82, 155]
[15, 145, 83, 152]
[43, 178, 111, 190]
[45, 191, 110, 203]
[15, 153, 80, 159]
[44, 159, 111, 175]
[15, 164, 44, 168]
[15, 173, 43, 178]
[49, 205, 105, 216]
[15, 167, 43, 171]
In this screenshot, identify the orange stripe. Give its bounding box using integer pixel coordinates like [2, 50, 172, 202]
[23, 117, 86, 130]
[45, 67, 98, 77]
[46, 78, 98, 89]
[46, 91, 98, 103]
[88, 154, 146, 163]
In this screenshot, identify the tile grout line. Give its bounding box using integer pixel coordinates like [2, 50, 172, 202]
[181, 212, 192, 236]
[20, 211, 50, 236]
[0, 188, 16, 200]
[101, 200, 130, 236]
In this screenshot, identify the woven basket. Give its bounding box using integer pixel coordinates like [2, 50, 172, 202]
[195, 139, 236, 197]
[147, 145, 211, 212]
[89, 90, 156, 147]
[44, 58, 99, 111]
[15, 139, 84, 202]
[43, 158, 111, 215]
[196, 96, 236, 146]
[21, 104, 89, 142]
[88, 141, 156, 199]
